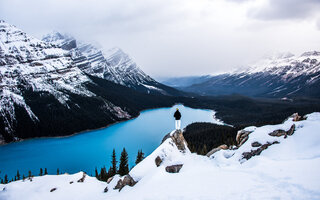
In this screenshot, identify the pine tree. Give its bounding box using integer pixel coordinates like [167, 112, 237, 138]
[16, 170, 20, 180]
[118, 148, 129, 176]
[4, 174, 8, 184]
[28, 170, 32, 178]
[135, 149, 145, 165]
[110, 149, 117, 176]
[22, 174, 25, 180]
[0, 179, 3, 184]
[57, 168, 59, 175]
[44, 168, 48, 175]
[95, 167, 99, 179]
[39, 168, 43, 176]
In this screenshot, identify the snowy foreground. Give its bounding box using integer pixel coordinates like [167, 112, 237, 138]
[1, 113, 320, 200]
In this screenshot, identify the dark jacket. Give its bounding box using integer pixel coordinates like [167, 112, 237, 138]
[174, 110, 181, 120]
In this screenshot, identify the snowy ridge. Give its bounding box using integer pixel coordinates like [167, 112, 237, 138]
[240, 51, 320, 79]
[0, 20, 97, 133]
[0, 21, 133, 140]
[182, 51, 320, 97]
[43, 32, 160, 92]
[2, 112, 320, 199]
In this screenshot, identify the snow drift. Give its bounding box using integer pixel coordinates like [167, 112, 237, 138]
[1, 112, 320, 199]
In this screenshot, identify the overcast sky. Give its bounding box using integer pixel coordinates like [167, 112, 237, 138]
[1, 0, 320, 78]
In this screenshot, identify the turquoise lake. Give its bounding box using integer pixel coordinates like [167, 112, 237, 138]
[0, 105, 222, 180]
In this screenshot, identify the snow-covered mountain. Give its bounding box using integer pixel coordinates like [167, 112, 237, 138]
[42, 32, 180, 95]
[0, 21, 177, 144]
[1, 112, 320, 199]
[178, 52, 320, 98]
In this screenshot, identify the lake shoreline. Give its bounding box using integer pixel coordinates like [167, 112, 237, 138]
[0, 103, 187, 146]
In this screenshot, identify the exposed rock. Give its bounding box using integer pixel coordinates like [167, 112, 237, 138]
[69, 181, 73, 184]
[155, 156, 163, 167]
[269, 124, 295, 138]
[114, 174, 137, 191]
[242, 141, 279, 160]
[165, 164, 183, 173]
[291, 113, 307, 121]
[269, 129, 286, 137]
[286, 124, 295, 136]
[77, 173, 86, 183]
[236, 130, 253, 147]
[161, 130, 188, 152]
[107, 176, 114, 184]
[50, 188, 57, 192]
[104, 186, 108, 193]
[206, 144, 228, 157]
[114, 179, 123, 190]
[251, 142, 262, 147]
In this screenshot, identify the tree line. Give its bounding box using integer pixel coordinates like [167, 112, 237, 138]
[0, 148, 145, 184]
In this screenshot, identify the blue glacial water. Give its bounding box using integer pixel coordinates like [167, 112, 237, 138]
[0, 105, 222, 180]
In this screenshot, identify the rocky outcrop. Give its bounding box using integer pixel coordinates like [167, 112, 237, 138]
[251, 142, 262, 147]
[165, 164, 183, 173]
[242, 141, 279, 160]
[161, 130, 188, 152]
[269, 124, 295, 138]
[236, 130, 253, 147]
[206, 144, 228, 157]
[114, 174, 137, 191]
[155, 156, 163, 167]
[77, 173, 86, 183]
[291, 113, 307, 122]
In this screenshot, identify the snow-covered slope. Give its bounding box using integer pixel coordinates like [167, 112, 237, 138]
[182, 52, 320, 98]
[43, 32, 179, 95]
[0, 20, 95, 135]
[2, 112, 320, 199]
[2, 21, 179, 144]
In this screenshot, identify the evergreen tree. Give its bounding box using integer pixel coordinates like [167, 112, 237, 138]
[1, 179, 3, 184]
[99, 166, 107, 181]
[4, 174, 8, 184]
[110, 149, 117, 176]
[57, 168, 59, 175]
[28, 170, 32, 178]
[39, 168, 43, 176]
[16, 170, 20, 180]
[44, 168, 48, 175]
[95, 167, 99, 179]
[23, 174, 25, 180]
[118, 148, 129, 176]
[135, 149, 145, 165]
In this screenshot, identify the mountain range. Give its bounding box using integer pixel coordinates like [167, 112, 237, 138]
[0, 20, 179, 144]
[162, 52, 320, 98]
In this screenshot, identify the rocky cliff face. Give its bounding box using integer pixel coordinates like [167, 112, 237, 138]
[42, 32, 181, 96]
[0, 21, 176, 143]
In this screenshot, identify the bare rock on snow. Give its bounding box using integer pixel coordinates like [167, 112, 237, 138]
[104, 186, 108, 193]
[155, 156, 163, 167]
[107, 176, 114, 184]
[242, 141, 280, 160]
[165, 164, 183, 173]
[50, 188, 57, 192]
[114, 174, 137, 191]
[161, 130, 188, 152]
[291, 113, 307, 122]
[77, 173, 86, 183]
[269, 124, 295, 138]
[206, 144, 228, 157]
[236, 130, 253, 147]
[251, 141, 262, 147]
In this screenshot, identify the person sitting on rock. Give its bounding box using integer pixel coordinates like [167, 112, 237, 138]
[174, 108, 181, 130]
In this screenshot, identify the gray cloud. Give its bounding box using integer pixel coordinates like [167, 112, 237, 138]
[248, 0, 320, 20]
[0, 0, 319, 77]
